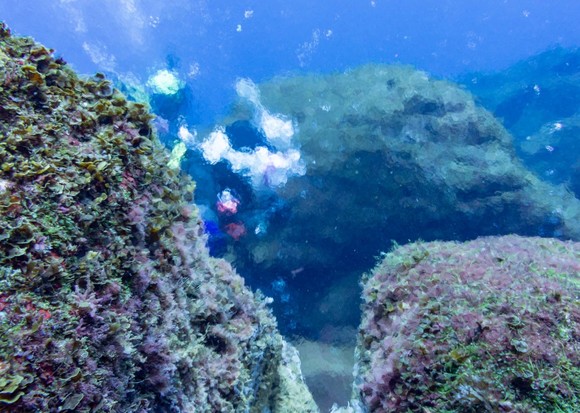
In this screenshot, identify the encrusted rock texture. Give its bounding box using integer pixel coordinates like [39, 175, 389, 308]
[356, 235, 579, 413]
[0, 23, 316, 412]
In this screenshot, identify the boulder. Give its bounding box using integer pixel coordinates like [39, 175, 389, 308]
[353, 235, 579, 412]
[221, 65, 580, 307]
[0, 23, 316, 413]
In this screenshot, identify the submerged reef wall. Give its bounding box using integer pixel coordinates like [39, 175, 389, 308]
[460, 47, 580, 198]
[0, 24, 316, 412]
[218, 65, 580, 333]
[350, 235, 579, 413]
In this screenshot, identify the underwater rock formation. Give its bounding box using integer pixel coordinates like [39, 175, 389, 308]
[517, 115, 580, 198]
[461, 47, 580, 138]
[0, 24, 316, 412]
[352, 235, 579, 413]
[223, 65, 580, 306]
[461, 47, 580, 197]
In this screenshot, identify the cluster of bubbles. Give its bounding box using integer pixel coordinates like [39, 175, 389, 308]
[144, 70, 305, 327]
[180, 78, 306, 189]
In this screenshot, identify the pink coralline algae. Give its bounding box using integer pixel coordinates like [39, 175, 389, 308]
[356, 235, 579, 413]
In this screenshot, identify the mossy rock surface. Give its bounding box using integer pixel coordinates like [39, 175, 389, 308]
[356, 235, 579, 413]
[0, 22, 316, 413]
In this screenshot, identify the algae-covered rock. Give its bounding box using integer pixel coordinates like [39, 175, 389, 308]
[354, 235, 579, 412]
[0, 23, 315, 412]
[224, 65, 580, 293]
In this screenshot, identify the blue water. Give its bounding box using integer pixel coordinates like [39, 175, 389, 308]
[2, 1, 580, 125]
[3, 2, 580, 409]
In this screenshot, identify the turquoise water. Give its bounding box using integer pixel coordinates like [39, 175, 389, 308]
[2, 2, 580, 409]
